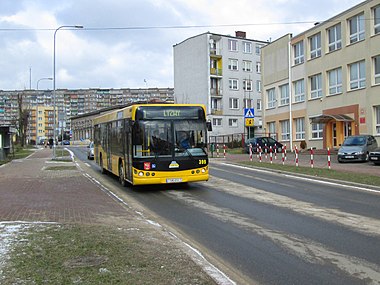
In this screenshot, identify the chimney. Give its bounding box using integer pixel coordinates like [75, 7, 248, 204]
[235, 31, 246, 39]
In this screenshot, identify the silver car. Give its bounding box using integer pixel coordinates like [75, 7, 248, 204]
[337, 135, 378, 163]
[87, 142, 94, 160]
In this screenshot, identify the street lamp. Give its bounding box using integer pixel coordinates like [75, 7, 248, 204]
[36, 77, 53, 90]
[53, 25, 83, 159]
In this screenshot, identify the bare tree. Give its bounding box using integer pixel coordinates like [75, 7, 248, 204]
[16, 93, 30, 147]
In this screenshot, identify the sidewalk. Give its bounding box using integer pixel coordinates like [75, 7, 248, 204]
[0, 147, 130, 224]
[211, 151, 380, 177]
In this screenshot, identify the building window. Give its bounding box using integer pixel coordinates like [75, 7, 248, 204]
[309, 33, 321, 59]
[375, 106, 380, 134]
[374, 5, 380, 35]
[294, 41, 304, 65]
[228, 58, 238, 71]
[349, 13, 365, 44]
[256, 62, 261, 73]
[279, 84, 289, 106]
[229, 98, 239, 109]
[255, 44, 262, 55]
[228, 39, 238, 51]
[257, 99, 262, 111]
[229, 79, 239, 90]
[328, 67, 342, 95]
[229, 118, 238, 127]
[280, 120, 290, 141]
[327, 24, 342, 52]
[349, 60, 366, 90]
[256, 80, 261, 92]
[242, 60, 252, 72]
[311, 123, 323, 139]
[243, 98, 253, 108]
[268, 122, 276, 138]
[243, 79, 253, 91]
[374, 55, 380, 85]
[294, 79, 305, 103]
[295, 118, 305, 140]
[310, 73, 322, 99]
[267, 88, 276, 109]
[212, 118, 222, 126]
[243, 41, 252, 53]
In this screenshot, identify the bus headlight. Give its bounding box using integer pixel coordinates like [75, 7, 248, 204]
[138, 171, 144, 177]
[201, 168, 206, 173]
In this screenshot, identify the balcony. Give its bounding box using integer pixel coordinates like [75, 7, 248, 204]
[210, 68, 223, 76]
[210, 88, 223, 97]
[211, 109, 223, 115]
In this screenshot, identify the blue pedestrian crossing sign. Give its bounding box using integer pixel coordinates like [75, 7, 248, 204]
[244, 108, 255, 118]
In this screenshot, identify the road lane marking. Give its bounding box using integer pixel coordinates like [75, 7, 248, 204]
[165, 190, 380, 283]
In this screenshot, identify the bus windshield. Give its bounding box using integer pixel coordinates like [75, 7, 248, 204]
[132, 119, 207, 158]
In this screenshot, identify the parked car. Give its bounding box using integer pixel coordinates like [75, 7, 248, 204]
[87, 142, 94, 160]
[369, 147, 380, 165]
[337, 135, 378, 163]
[244, 137, 283, 154]
[62, 140, 70, 145]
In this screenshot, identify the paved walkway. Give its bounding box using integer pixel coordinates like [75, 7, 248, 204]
[0, 148, 129, 224]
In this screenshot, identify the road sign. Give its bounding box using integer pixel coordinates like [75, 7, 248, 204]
[244, 108, 255, 118]
[245, 118, 254, 126]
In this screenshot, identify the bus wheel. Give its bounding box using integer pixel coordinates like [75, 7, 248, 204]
[119, 163, 127, 187]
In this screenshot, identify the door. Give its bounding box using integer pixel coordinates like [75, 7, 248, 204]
[332, 122, 337, 148]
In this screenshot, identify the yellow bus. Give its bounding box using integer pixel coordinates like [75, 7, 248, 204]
[93, 103, 211, 186]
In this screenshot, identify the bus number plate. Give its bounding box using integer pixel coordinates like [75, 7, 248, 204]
[166, 178, 183, 183]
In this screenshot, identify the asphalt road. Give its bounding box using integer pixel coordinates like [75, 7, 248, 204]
[71, 146, 380, 285]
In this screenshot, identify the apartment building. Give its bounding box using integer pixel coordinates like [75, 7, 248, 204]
[174, 31, 267, 138]
[262, 0, 380, 151]
[0, 88, 174, 144]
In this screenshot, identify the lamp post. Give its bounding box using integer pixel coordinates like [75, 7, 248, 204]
[36, 77, 53, 90]
[53, 25, 83, 159]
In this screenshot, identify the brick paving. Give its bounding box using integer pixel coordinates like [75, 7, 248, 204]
[0, 148, 130, 224]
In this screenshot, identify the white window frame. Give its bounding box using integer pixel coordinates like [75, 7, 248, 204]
[243, 41, 252, 53]
[295, 118, 305, 140]
[374, 55, 380, 85]
[228, 58, 238, 71]
[229, 118, 238, 127]
[268, 122, 276, 137]
[229, 98, 239, 110]
[228, 39, 238, 51]
[243, 79, 253, 91]
[242, 60, 252, 72]
[267, 88, 276, 109]
[374, 5, 380, 35]
[255, 44, 262, 55]
[229, 79, 239, 90]
[310, 74, 322, 99]
[309, 33, 321, 59]
[279, 84, 289, 106]
[294, 41, 304, 65]
[212, 118, 222, 126]
[311, 123, 323, 139]
[375, 105, 380, 134]
[256, 80, 261, 92]
[349, 60, 366, 90]
[327, 24, 342, 52]
[328, 67, 342, 95]
[280, 120, 290, 141]
[294, 79, 305, 103]
[349, 13, 365, 44]
[256, 62, 261, 73]
[257, 99, 262, 111]
[243, 98, 253, 109]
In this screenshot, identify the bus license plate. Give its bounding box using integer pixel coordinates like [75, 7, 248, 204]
[166, 178, 183, 183]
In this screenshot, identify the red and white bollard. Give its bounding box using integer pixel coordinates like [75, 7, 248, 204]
[256, 144, 260, 158]
[223, 144, 226, 159]
[284, 144, 287, 161]
[295, 146, 299, 167]
[259, 146, 262, 163]
[310, 147, 314, 168]
[327, 147, 331, 170]
[274, 144, 277, 160]
[264, 144, 268, 160]
[282, 147, 285, 165]
[269, 146, 273, 164]
[249, 143, 253, 161]
[216, 144, 219, 158]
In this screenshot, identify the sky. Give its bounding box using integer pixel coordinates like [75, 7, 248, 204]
[0, 0, 364, 91]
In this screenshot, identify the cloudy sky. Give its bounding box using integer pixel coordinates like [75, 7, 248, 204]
[0, 0, 363, 91]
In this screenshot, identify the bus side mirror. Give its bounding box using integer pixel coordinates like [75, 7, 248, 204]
[206, 121, 212, 132]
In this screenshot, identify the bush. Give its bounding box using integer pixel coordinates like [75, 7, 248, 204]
[300, 140, 307, 150]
